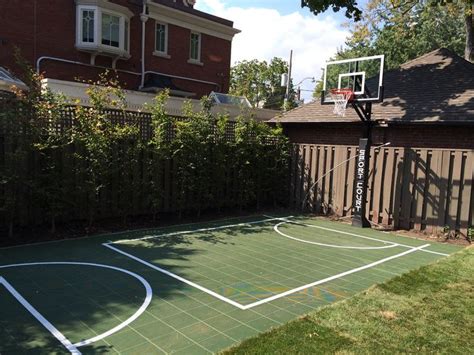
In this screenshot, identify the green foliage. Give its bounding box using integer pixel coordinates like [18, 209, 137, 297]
[230, 58, 296, 110]
[148, 94, 290, 216]
[313, 0, 469, 98]
[233, 117, 290, 209]
[344, 0, 466, 69]
[72, 73, 139, 226]
[1, 52, 68, 236]
[1, 68, 291, 237]
[302, 0, 363, 20]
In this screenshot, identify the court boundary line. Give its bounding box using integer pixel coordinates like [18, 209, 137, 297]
[110, 216, 290, 244]
[265, 216, 450, 257]
[0, 214, 269, 251]
[0, 262, 153, 348]
[102, 216, 433, 310]
[0, 276, 81, 355]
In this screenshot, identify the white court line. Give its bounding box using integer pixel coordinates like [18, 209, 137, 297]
[265, 215, 450, 256]
[274, 222, 399, 250]
[0, 262, 153, 348]
[111, 216, 293, 244]
[241, 244, 430, 309]
[0, 214, 270, 251]
[103, 243, 246, 310]
[103, 218, 432, 310]
[0, 276, 81, 354]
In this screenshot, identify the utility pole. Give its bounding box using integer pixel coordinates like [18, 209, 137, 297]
[284, 49, 293, 110]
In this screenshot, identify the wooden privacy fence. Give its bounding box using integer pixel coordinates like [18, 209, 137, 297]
[0, 140, 287, 230]
[290, 144, 474, 234]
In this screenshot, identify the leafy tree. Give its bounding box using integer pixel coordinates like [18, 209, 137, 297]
[302, 0, 473, 62]
[230, 58, 296, 109]
[302, 0, 363, 20]
[345, 0, 466, 68]
[312, 0, 469, 98]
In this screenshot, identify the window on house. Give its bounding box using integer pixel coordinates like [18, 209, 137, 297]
[102, 13, 120, 48]
[155, 23, 167, 53]
[76, 2, 131, 57]
[190, 32, 201, 61]
[81, 9, 95, 43]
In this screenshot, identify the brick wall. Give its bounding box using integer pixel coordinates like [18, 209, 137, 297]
[0, 0, 232, 98]
[284, 123, 474, 149]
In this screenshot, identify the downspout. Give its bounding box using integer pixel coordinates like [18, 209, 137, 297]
[139, 0, 149, 89]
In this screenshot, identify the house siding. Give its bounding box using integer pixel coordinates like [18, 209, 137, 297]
[0, 0, 232, 98]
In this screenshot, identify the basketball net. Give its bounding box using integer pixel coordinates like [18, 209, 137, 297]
[329, 89, 354, 117]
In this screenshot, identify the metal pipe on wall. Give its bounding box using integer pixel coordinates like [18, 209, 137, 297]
[139, 0, 148, 89]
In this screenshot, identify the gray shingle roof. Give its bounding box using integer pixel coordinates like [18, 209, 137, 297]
[271, 48, 474, 124]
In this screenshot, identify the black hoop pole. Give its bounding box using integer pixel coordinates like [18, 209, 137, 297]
[352, 102, 372, 228]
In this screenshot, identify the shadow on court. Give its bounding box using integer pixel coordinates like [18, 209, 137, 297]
[0, 217, 288, 354]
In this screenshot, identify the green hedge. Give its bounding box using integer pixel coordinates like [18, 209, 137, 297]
[0, 73, 290, 238]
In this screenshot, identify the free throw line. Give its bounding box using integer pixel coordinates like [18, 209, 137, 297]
[0, 277, 81, 354]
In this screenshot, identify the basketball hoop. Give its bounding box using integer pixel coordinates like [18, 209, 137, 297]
[329, 88, 354, 117]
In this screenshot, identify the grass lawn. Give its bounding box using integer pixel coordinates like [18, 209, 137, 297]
[223, 246, 474, 354]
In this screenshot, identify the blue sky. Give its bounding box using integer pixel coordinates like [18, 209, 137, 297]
[195, 0, 365, 102]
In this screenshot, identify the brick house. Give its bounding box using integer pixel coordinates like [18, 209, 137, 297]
[0, 0, 239, 99]
[272, 49, 474, 149]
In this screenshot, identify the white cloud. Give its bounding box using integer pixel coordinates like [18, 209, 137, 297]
[196, 0, 349, 102]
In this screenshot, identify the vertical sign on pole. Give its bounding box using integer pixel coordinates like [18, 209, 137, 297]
[352, 137, 371, 227]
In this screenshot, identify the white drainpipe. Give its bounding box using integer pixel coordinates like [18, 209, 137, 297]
[139, 1, 149, 90]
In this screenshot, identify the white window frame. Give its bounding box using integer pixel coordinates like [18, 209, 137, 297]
[189, 31, 202, 64]
[100, 9, 128, 52]
[154, 22, 169, 58]
[76, 5, 99, 47]
[75, 5, 130, 57]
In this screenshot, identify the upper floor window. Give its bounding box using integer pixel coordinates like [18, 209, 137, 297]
[189, 32, 201, 62]
[155, 23, 168, 54]
[76, 3, 131, 58]
[102, 13, 121, 48]
[81, 9, 95, 43]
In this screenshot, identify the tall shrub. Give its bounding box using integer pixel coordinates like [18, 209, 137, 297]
[148, 90, 172, 219]
[72, 73, 129, 226]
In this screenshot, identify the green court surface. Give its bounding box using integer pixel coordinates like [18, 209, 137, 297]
[0, 215, 462, 354]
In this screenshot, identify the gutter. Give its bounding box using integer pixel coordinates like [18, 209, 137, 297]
[271, 118, 474, 126]
[383, 119, 474, 126]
